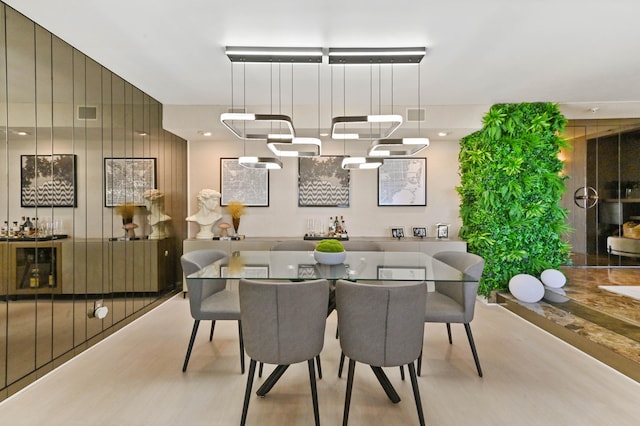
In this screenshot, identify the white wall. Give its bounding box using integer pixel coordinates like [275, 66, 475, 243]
[187, 139, 462, 238]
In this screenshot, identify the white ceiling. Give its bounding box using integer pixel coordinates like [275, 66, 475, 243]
[7, 0, 640, 143]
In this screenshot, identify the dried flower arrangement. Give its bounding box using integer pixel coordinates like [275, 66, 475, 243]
[226, 201, 246, 219]
[115, 202, 137, 221]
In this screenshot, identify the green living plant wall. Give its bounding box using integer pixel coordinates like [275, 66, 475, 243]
[458, 102, 572, 297]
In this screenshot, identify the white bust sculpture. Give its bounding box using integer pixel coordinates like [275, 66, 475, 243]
[186, 188, 222, 239]
[143, 189, 171, 240]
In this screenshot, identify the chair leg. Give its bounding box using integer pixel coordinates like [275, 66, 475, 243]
[316, 355, 322, 379]
[258, 362, 264, 378]
[417, 348, 423, 376]
[408, 362, 426, 426]
[338, 352, 346, 378]
[342, 359, 356, 426]
[238, 321, 245, 374]
[307, 359, 320, 426]
[182, 320, 200, 372]
[446, 323, 452, 344]
[209, 320, 216, 341]
[240, 359, 257, 426]
[464, 323, 483, 377]
[399, 365, 405, 380]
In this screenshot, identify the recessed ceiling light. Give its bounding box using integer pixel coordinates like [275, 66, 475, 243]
[16, 131, 30, 136]
[438, 131, 448, 137]
[198, 130, 212, 137]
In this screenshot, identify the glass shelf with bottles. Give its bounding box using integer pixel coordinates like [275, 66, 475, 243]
[0, 216, 67, 241]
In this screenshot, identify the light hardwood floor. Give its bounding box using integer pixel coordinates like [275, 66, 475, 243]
[0, 294, 639, 426]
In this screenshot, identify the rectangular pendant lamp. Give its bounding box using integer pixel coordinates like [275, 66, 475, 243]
[225, 46, 323, 63]
[331, 114, 403, 140]
[328, 47, 426, 65]
[239, 156, 283, 169]
[220, 113, 295, 140]
[267, 137, 322, 157]
[341, 157, 384, 170]
[368, 138, 430, 157]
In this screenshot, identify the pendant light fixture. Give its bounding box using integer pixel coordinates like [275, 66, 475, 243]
[369, 59, 429, 156]
[222, 46, 323, 162]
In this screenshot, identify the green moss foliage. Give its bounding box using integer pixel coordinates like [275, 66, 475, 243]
[458, 103, 572, 297]
[316, 239, 345, 252]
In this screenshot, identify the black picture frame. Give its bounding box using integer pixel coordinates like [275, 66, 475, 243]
[298, 156, 350, 207]
[378, 157, 427, 206]
[104, 157, 156, 207]
[412, 227, 427, 238]
[21, 154, 77, 207]
[220, 158, 269, 207]
[391, 226, 405, 239]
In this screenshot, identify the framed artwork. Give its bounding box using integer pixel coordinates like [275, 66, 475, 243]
[412, 226, 427, 238]
[437, 223, 450, 239]
[378, 157, 426, 206]
[104, 158, 156, 207]
[391, 226, 405, 239]
[21, 154, 77, 207]
[378, 266, 427, 281]
[220, 158, 269, 206]
[220, 265, 269, 279]
[298, 156, 350, 207]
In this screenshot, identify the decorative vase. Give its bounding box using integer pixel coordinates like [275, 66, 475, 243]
[122, 218, 138, 239]
[232, 217, 240, 235]
[313, 250, 346, 265]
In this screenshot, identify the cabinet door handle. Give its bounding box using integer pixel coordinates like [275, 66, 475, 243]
[574, 186, 599, 209]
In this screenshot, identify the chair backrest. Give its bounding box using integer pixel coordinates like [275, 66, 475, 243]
[336, 280, 427, 367]
[181, 249, 228, 317]
[271, 240, 317, 251]
[239, 279, 329, 365]
[342, 241, 383, 252]
[432, 251, 485, 321]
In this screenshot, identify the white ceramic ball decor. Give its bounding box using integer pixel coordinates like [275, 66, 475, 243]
[509, 273, 545, 303]
[314, 250, 346, 265]
[540, 269, 567, 288]
[543, 286, 570, 303]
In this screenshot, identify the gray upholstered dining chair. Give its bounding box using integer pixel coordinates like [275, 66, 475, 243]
[422, 250, 485, 377]
[336, 279, 427, 426]
[270, 240, 317, 251]
[180, 249, 244, 373]
[238, 278, 330, 426]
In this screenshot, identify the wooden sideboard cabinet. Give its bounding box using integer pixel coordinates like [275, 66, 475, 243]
[0, 241, 63, 296]
[60, 238, 174, 294]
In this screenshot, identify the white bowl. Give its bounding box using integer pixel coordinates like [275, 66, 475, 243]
[314, 250, 346, 265]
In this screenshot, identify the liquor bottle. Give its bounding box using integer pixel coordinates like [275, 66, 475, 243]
[24, 217, 33, 235]
[30, 267, 39, 288]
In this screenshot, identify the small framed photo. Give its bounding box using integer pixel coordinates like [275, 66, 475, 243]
[391, 226, 405, 239]
[436, 223, 450, 239]
[412, 227, 427, 238]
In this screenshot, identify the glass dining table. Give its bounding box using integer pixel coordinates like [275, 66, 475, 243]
[186, 250, 476, 402]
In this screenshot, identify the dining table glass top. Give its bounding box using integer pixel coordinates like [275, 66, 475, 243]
[186, 250, 475, 282]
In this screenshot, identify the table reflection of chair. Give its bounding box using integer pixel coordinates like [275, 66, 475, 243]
[336, 279, 427, 426]
[239, 278, 329, 426]
[423, 251, 485, 377]
[180, 249, 244, 373]
[271, 240, 316, 251]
